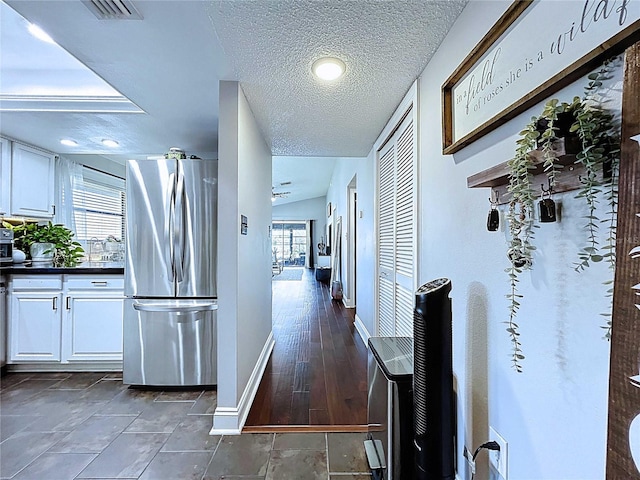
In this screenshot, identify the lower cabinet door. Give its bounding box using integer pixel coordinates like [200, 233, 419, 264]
[65, 294, 124, 362]
[10, 292, 62, 362]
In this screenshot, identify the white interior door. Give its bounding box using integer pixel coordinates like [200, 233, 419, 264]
[376, 108, 416, 337]
[378, 138, 396, 337]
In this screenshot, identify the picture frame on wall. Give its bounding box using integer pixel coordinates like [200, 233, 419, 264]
[441, 0, 640, 154]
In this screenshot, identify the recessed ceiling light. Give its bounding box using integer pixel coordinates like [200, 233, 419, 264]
[312, 57, 346, 81]
[28, 23, 55, 44]
[60, 139, 78, 147]
[101, 139, 119, 147]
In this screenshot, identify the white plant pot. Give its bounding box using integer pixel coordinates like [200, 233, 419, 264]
[30, 242, 55, 262]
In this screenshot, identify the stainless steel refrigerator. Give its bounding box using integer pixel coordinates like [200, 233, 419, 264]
[123, 157, 217, 386]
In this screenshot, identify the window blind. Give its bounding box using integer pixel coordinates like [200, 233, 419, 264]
[72, 168, 126, 242]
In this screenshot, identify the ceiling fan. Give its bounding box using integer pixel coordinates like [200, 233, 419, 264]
[272, 186, 290, 201]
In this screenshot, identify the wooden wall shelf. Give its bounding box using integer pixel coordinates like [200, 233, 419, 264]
[467, 138, 595, 205]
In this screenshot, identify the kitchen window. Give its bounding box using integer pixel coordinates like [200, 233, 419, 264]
[72, 168, 126, 243]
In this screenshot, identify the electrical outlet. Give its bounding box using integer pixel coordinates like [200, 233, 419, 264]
[489, 426, 508, 479]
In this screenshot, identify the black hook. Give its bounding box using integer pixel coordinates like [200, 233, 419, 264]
[540, 179, 553, 198]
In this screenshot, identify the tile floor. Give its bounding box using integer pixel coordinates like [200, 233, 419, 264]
[0, 372, 372, 480]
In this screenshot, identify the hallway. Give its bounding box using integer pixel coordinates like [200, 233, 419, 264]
[244, 268, 368, 431]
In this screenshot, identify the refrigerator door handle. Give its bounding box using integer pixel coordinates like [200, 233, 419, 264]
[133, 301, 218, 313]
[164, 172, 176, 281]
[174, 169, 186, 283]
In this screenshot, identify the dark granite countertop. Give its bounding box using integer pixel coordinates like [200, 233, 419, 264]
[0, 262, 124, 275]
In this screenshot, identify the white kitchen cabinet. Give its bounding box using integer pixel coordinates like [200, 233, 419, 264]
[0, 136, 10, 216]
[9, 276, 62, 363]
[10, 142, 56, 218]
[64, 276, 124, 362]
[8, 274, 124, 368]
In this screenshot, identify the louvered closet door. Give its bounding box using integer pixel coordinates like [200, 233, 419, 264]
[378, 139, 396, 337]
[376, 110, 415, 337]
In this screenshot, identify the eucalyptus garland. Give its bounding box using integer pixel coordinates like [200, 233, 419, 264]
[539, 99, 564, 188]
[505, 120, 539, 373]
[571, 59, 620, 339]
[504, 59, 620, 371]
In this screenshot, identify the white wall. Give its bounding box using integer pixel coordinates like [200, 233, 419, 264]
[324, 1, 615, 477]
[215, 81, 273, 433]
[325, 154, 375, 336]
[272, 196, 326, 266]
[416, 1, 613, 478]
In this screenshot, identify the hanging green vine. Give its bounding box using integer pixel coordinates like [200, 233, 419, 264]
[570, 58, 620, 339]
[504, 58, 620, 371]
[505, 99, 566, 372]
[505, 120, 539, 373]
[539, 99, 564, 188]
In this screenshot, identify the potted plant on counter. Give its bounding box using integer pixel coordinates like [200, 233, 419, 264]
[3, 221, 84, 267]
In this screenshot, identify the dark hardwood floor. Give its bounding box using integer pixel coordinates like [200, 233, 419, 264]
[244, 268, 368, 432]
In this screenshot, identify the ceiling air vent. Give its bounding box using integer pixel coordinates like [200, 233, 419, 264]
[82, 0, 143, 20]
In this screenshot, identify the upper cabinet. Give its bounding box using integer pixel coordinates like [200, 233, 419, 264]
[0, 137, 10, 216]
[10, 142, 56, 218]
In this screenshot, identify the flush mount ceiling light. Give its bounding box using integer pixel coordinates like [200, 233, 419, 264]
[312, 57, 346, 81]
[60, 139, 78, 147]
[28, 23, 56, 44]
[101, 139, 119, 147]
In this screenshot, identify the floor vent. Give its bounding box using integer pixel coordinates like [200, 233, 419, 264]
[82, 0, 143, 20]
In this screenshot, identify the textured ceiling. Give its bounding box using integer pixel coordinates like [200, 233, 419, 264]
[209, 0, 467, 157]
[1, 0, 467, 200]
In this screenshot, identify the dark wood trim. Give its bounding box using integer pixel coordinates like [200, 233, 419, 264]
[442, 0, 532, 88]
[466, 139, 597, 205]
[442, 0, 533, 152]
[606, 41, 640, 479]
[442, 1, 640, 154]
[242, 424, 368, 433]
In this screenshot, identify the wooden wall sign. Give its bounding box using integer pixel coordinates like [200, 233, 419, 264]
[442, 0, 640, 154]
[606, 41, 640, 479]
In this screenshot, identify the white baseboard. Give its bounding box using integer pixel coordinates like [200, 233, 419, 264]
[211, 331, 275, 435]
[354, 314, 370, 346]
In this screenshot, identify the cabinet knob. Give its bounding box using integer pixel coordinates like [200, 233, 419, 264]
[66, 296, 71, 310]
[52, 296, 57, 311]
[91, 281, 108, 286]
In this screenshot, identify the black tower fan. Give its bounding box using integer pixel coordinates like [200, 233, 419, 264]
[413, 278, 455, 480]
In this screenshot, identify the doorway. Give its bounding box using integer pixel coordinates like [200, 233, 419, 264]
[346, 175, 357, 308]
[376, 101, 417, 337]
[271, 221, 307, 269]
